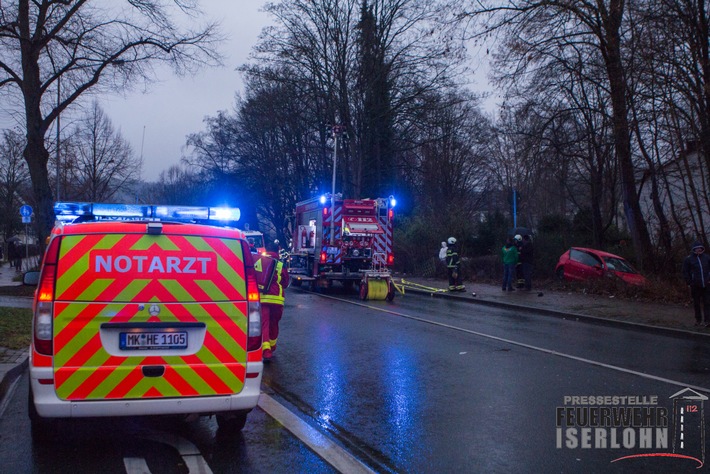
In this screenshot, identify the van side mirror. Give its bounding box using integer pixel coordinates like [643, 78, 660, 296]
[23, 271, 40, 286]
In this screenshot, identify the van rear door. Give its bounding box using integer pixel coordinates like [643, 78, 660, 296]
[51, 228, 250, 401]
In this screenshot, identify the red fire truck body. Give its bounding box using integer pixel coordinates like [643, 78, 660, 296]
[289, 195, 394, 296]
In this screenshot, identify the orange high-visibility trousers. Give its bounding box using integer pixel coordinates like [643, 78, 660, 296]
[261, 303, 284, 356]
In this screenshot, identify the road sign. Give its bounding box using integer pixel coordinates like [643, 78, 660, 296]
[21, 216, 31, 224]
[19, 205, 33, 218]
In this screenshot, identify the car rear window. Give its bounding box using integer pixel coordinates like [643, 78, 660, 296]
[570, 249, 602, 267]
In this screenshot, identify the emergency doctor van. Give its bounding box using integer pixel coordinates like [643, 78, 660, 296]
[26, 203, 263, 437]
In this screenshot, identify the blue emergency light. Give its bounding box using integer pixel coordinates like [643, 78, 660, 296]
[54, 202, 240, 225]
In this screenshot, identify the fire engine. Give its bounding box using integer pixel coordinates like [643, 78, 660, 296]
[289, 194, 396, 300]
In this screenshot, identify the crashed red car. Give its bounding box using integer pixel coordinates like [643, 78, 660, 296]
[555, 247, 647, 286]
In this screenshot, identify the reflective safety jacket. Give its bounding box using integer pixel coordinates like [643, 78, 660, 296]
[446, 246, 460, 269]
[254, 256, 289, 306]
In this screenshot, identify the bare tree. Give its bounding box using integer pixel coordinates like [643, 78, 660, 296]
[251, 0, 466, 199]
[0, 128, 31, 243]
[0, 0, 222, 243]
[631, 0, 710, 252]
[461, 1, 655, 268]
[145, 165, 204, 206]
[61, 101, 141, 202]
[186, 76, 326, 244]
[402, 89, 491, 217]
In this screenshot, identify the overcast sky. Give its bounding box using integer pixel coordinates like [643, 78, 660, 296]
[102, 0, 271, 181]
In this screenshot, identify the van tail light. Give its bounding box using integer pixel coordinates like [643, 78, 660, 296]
[240, 241, 262, 352]
[34, 237, 60, 356]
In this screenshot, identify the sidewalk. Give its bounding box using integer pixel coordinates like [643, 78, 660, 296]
[0, 260, 31, 407]
[396, 276, 707, 336]
[0, 260, 24, 287]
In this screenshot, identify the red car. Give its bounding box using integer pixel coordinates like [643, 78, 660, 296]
[555, 247, 647, 286]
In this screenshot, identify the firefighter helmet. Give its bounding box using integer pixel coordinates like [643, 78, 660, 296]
[447, 237, 456, 245]
[514, 234, 522, 242]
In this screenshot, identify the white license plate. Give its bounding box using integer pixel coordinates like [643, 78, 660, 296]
[119, 331, 188, 350]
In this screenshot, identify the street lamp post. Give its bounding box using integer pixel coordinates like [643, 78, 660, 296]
[330, 124, 345, 244]
[56, 76, 61, 201]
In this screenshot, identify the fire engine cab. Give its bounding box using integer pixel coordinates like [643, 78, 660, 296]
[243, 228, 266, 254]
[289, 194, 396, 300]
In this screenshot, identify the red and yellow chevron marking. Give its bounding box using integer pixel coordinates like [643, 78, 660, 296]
[52, 234, 249, 401]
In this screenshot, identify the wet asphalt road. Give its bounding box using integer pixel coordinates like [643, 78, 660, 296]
[264, 288, 708, 473]
[1, 287, 708, 473]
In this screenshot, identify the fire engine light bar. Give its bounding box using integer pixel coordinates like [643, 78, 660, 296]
[54, 202, 241, 225]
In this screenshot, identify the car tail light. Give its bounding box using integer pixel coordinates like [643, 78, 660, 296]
[34, 237, 60, 355]
[240, 240, 262, 352]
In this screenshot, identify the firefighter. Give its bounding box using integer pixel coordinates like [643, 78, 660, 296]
[259, 252, 290, 361]
[445, 237, 465, 292]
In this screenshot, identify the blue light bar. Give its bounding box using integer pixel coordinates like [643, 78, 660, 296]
[210, 207, 240, 222]
[154, 206, 210, 221]
[92, 203, 151, 218]
[54, 202, 240, 225]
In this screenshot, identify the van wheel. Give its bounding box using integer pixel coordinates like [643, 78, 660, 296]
[216, 410, 249, 435]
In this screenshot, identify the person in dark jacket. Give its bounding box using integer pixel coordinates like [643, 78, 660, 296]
[519, 235, 534, 291]
[682, 240, 710, 326]
[445, 237, 465, 292]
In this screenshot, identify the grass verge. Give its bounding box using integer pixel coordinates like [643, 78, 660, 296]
[0, 306, 31, 350]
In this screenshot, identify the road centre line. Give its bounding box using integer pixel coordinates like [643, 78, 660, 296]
[124, 457, 151, 474]
[320, 294, 710, 395]
[258, 393, 376, 474]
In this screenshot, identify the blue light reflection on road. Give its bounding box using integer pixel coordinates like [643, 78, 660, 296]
[383, 345, 421, 441]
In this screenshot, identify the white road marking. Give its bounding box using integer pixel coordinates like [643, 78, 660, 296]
[320, 293, 710, 394]
[258, 393, 376, 474]
[140, 432, 213, 474]
[123, 457, 150, 474]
